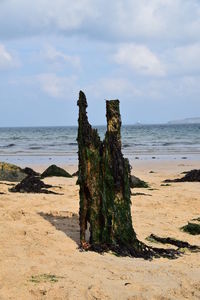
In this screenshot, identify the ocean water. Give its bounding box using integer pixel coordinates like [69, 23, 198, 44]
[0, 124, 200, 165]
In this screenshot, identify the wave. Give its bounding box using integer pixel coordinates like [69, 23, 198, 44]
[0, 143, 16, 148]
[44, 142, 77, 147]
[122, 144, 130, 148]
[162, 142, 197, 146]
[29, 146, 43, 150]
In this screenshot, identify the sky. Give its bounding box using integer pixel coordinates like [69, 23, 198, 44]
[0, 0, 200, 126]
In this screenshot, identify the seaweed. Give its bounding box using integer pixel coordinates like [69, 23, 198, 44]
[147, 234, 200, 252]
[181, 222, 200, 235]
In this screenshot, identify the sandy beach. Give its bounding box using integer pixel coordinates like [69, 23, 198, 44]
[0, 159, 199, 300]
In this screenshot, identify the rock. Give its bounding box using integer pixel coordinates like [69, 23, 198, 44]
[164, 169, 200, 183]
[0, 162, 39, 182]
[181, 170, 193, 174]
[130, 175, 149, 188]
[72, 170, 79, 177]
[41, 164, 72, 178]
[9, 176, 56, 194]
[181, 222, 200, 235]
[22, 167, 40, 177]
[0, 162, 27, 182]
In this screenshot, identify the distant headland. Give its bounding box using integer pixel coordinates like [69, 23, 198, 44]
[168, 117, 200, 124]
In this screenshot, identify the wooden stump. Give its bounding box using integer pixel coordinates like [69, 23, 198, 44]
[77, 91, 179, 259]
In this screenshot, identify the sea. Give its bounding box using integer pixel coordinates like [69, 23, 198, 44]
[0, 124, 200, 166]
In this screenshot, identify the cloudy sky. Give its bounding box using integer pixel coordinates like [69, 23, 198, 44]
[0, 0, 200, 126]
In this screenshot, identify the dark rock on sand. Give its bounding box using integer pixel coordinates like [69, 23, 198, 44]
[181, 222, 200, 235]
[72, 170, 79, 177]
[22, 167, 40, 177]
[130, 175, 149, 188]
[181, 170, 190, 174]
[9, 176, 57, 194]
[41, 165, 72, 179]
[0, 162, 27, 182]
[0, 162, 39, 182]
[164, 169, 200, 183]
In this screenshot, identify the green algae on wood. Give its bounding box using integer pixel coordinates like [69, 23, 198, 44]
[77, 91, 182, 259]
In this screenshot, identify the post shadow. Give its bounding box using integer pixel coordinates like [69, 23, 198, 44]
[39, 211, 80, 245]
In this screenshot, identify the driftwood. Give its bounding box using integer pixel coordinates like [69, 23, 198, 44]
[77, 91, 181, 259]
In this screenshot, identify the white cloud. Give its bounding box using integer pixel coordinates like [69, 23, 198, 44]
[86, 77, 142, 99]
[0, 44, 18, 69]
[44, 45, 81, 69]
[0, 0, 97, 38]
[114, 44, 165, 76]
[37, 73, 77, 98]
[0, 0, 200, 43]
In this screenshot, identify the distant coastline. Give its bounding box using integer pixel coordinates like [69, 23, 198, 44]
[168, 117, 200, 124]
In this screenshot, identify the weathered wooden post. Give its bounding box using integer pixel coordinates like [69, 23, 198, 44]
[77, 90, 178, 259]
[101, 100, 138, 247]
[77, 91, 102, 247]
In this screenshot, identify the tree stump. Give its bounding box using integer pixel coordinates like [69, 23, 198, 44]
[77, 91, 179, 259]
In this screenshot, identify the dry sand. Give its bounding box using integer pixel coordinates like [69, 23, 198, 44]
[0, 160, 200, 300]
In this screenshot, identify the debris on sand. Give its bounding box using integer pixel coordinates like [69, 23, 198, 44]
[41, 165, 72, 179]
[9, 176, 59, 194]
[147, 234, 200, 252]
[181, 222, 200, 235]
[164, 169, 200, 183]
[131, 192, 152, 196]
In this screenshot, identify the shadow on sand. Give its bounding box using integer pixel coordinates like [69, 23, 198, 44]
[39, 211, 80, 245]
